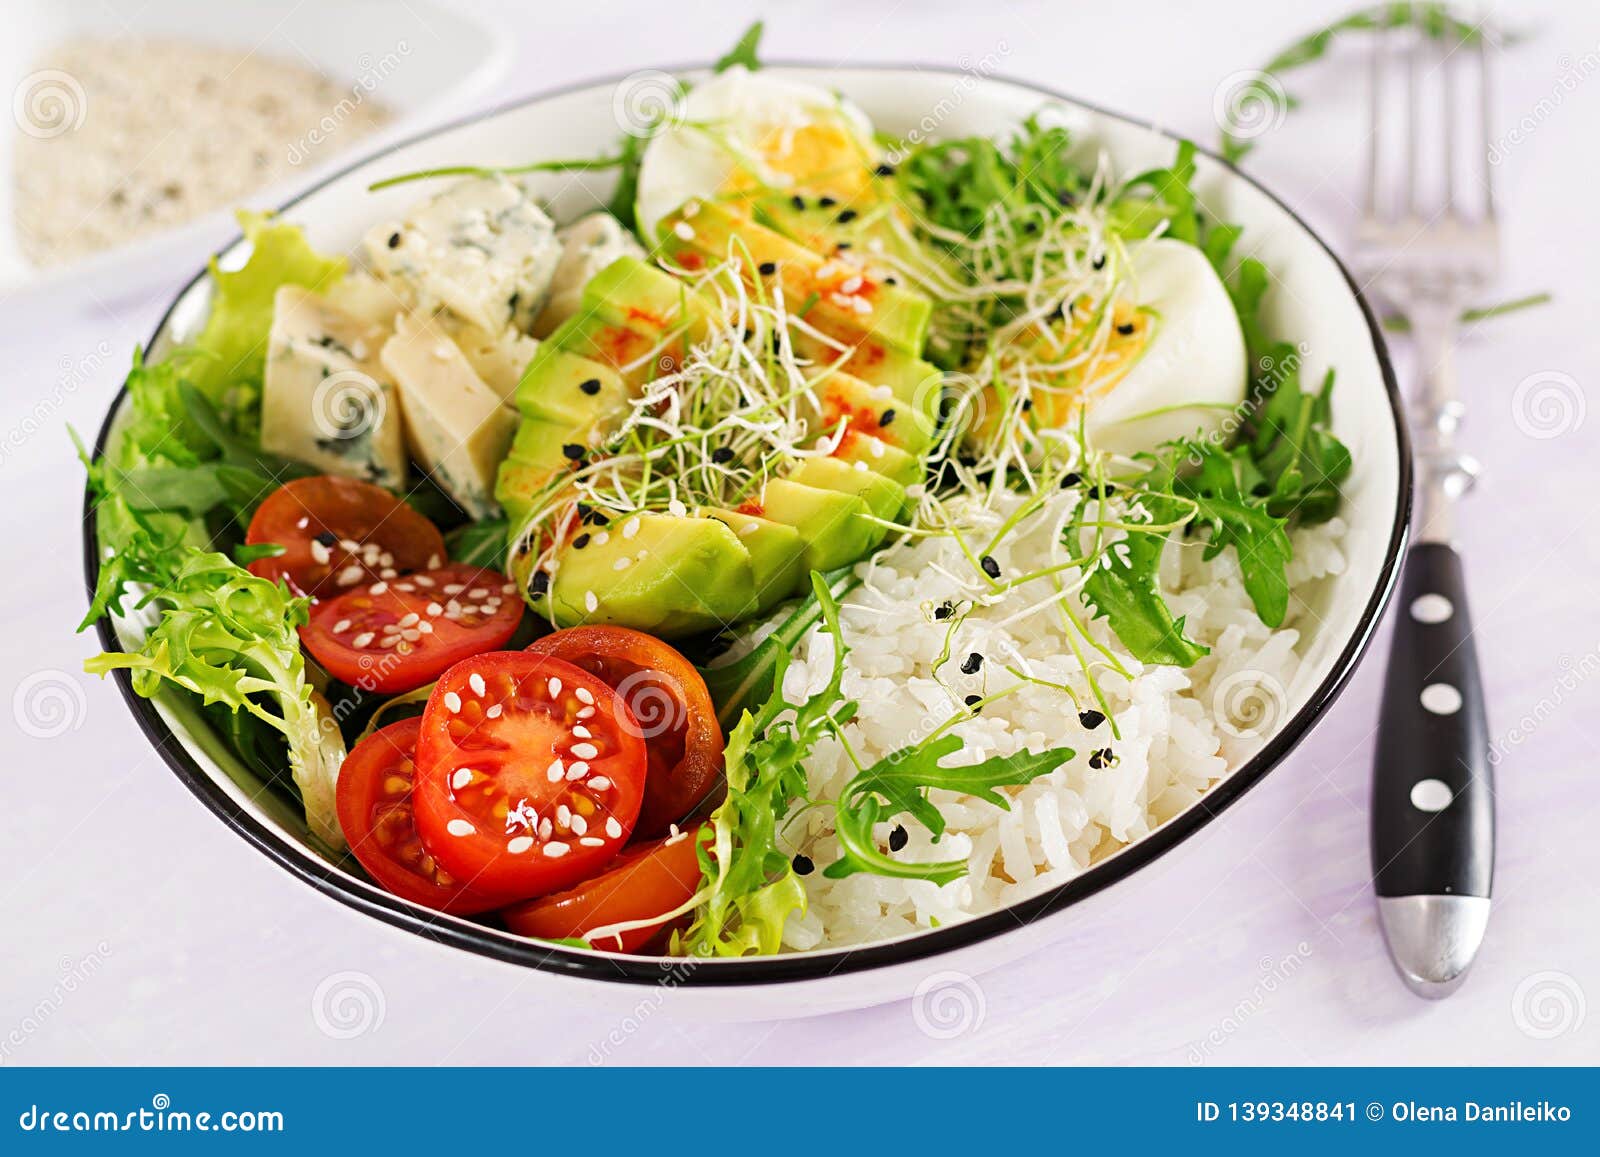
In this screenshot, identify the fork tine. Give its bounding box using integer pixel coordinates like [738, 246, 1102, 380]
[1442, 31, 1458, 214]
[1479, 24, 1497, 222]
[1405, 25, 1421, 218]
[1365, 20, 1385, 219]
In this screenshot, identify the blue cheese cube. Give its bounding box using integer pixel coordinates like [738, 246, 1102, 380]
[380, 311, 518, 520]
[364, 176, 561, 335]
[261, 285, 406, 489]
[534, 211, 646, 337]
[447, 321, 541, 407]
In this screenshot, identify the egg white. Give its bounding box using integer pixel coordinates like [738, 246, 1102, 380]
[1084, 238, 1249, 458]
[634, 67, 878, 242]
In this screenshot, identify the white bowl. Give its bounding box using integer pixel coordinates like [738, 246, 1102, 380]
[84, 64, 1409, 1017]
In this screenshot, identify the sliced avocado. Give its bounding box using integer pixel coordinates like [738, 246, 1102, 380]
[758, 478, 883, 581]
[581, 256, 713, 342]
[700, 506, 807, 615]
[510, 415, 588, 468]
[495, 455, 560, 530]
[832, 434, 922, 487]
[788, 456, 906, 523]
[660, 201, 930, 354]
[554, 312, 681, 388]
[515, 345, 630, 429]
[790, 328, 942, 421]
[813, 371, 934, 456]
[547, 513, 755, 638]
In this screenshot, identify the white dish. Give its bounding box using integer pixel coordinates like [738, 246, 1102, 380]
[85, 64, 1408, 1018]
[0, 0, 508, 302]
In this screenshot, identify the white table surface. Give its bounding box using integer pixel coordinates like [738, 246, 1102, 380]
[3, 0, 1596, 1066]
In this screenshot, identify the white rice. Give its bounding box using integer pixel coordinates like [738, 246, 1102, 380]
[773, 487, 1348, 951]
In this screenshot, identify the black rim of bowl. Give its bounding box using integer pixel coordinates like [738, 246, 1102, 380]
[82, 61, 1412, 987]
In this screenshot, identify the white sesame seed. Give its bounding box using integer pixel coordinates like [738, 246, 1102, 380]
[557, 804, 571, 827]
[332, 619, 351, 634]
[369, 581, 388, 595]
[584, 590, 598, 613]
[426, 602, 443, 616]
[402, 629, 421, 642]
[338, 538, 361, 553]
[579, 837, 605, 847]
[604, 817, 623, 839]
[545, 758, 565, 783]
[575, 687, 594, 705]
[351, 632, 374, 648]
[469, 587, 488, 598]
[451, 768, 473, 790]
[446, 819, 474, 837]
[576, 706, 596, 719]
[379, 567, 397, 579]
[501, 582, 516, 594]
[840, 275, 863, 294]
[335, 565, 365, 586]
[443, 691, 462, 713]
[426, 554, 442, 569]
[565, 761, 589, 780]
[543, 841, 570, 858]
[573, 725, 592, 739]
[592, 532, 610, 546]
[589, 776, 611, 791]
[469, 672, 487, 697]
[395, 582, 415, 592]
[398, 612, 420, 628]
[571, 742, 599, 760]
[612, 556, 632, 571]
[538, 818, 552, 839]
[417, 621, 434, 635]
[570, 814, 588, 836]
[414, 575, 435, 588]
[548, 676, 562, 698]
[507, 836, 534, 854]
[443, 583, 464, 595]
[309, 540, 331, 565]
[622, 516, 640, 540]
[673, 221, 695, 241]
[296, 517, 309, 529]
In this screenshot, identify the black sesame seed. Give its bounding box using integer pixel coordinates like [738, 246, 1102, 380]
[874, 162, 897, 177]
[934, 600, 954, 621]
[1078, 709, 1106, 730]
[1092, 253, 1106, 271]
[980, 555, 1001, 579]
[711, 446, 735, 464]
[790, 194, 806, 210]
[818, 195, 837, 208]
[1095, 483, 1117, 497]
[579, 377, 602, 396]
[1057, 189, 1076, 206]
[888, 824, 909, 852]
[1116, 322, 1136, 336]
[792, 853, 815, 876]
[386, 232, 401, 249]
[1059, 471, 1082, 489]
[758, 260, 777, 276]
[1021, 398, 1033, 412]
[562, 443, 585, 461]
[531, 570, 550, 596]
[572, 533, 591, 549]
[313, 531, 338, 548]
[837, 208, 858, 223]
[878, 408, 896, 427]
[1088, 747, 1114, 770]
[960, 652, 983, 675]
[1024, 220, 1040, 235]
[964, 694, 982, 711]
[836, 241, 852, 250]
[884, 276, 898, 285]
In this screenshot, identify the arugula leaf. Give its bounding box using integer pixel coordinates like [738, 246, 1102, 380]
[82, 540, 348, 850]
[1076, 492, 1209, 667]
[698, 567, 859, 730]
[682, 573, 854, 957]
[605, 131, 648, 235]
[1113, 139, 1201, 244]
[825, 734, 1073, 885]
[713, 21, 764, 73]
[1174, 444, 1293, 627]
[445, 518, 510, 569]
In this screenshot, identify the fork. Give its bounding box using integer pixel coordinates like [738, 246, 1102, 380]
[1352, 20, 1498, 999]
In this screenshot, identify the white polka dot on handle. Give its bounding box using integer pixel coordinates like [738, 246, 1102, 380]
[1410, 594, 1453, 623]
[1410, 778, 1454, 812]
[1421, 683, 1463, 715]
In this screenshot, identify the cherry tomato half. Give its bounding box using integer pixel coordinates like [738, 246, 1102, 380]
[303, 564, 524, 693]
[526, 626, 723, 837]
[245, 475, 445, 599]
[334, 717, 500, 914]
[500, 825, 708, 953]
[412, 652, 648, 900]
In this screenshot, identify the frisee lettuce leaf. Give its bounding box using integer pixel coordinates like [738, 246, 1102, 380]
[825, 735, 1073, 885]
[81, 534, 347, 850]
